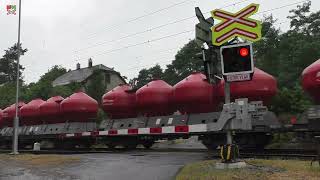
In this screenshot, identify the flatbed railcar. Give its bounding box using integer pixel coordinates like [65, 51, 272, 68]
[0, 99, 280, 150]
[1, 58, 320, 151]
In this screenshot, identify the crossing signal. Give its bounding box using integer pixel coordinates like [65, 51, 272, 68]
[220, 43, 254, 82]
[239, 47, 249, 57]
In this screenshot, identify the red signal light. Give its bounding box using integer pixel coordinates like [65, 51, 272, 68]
[239, 47, 249, 57]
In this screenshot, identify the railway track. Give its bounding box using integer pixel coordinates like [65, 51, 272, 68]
[0, 148, 208, 154]
[227, 149, 317, 160]
[239, 152, 317, 160]
[0, 148, 317, 160]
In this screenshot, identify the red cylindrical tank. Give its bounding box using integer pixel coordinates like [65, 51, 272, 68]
[217, 68, 277, 104]
[60, 92, 98, 122]
[102, 84, 137, 119]
[20, 99, 45, 125]
[136, 79, 174, 116]
[302, 59, 320, 104]
[39, 96, 64, 124]
[173, 72, 219, 114]
[2, 102, 26, 127]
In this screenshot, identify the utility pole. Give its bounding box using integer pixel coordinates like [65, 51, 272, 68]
[12, 0, 22, 155]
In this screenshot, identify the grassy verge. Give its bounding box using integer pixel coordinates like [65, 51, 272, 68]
[0, 154, 80, 167]
[176, 159, 320, 180]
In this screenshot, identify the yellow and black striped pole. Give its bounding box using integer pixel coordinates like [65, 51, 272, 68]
[220, 144, 239, 162]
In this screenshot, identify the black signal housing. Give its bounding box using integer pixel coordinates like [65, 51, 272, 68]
[220, 43, 254, 75]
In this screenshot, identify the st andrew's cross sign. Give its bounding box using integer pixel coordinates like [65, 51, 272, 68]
[211, 3, 262, 46]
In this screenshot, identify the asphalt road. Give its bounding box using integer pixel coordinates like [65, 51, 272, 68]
[0, 151, 209, 180]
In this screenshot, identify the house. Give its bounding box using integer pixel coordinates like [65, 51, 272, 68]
[52, 59, 126, 92]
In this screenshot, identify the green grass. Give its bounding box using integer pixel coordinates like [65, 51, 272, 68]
[176, 159, 320, 180]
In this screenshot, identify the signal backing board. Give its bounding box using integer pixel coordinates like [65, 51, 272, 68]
[220, 43, 254, 82]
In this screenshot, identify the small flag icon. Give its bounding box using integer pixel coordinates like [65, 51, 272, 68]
[7, 5, 17, 15]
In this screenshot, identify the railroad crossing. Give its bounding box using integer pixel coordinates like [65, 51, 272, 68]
[195, 3, 264, 164]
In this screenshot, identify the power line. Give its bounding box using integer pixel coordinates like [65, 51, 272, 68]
[78, 29, 194, 61]
[22, 46, 180, 85]
[202, 0, 251, 14]
[86, 0, 194, 39]
[75, 0, 307, 53]
[26, 46, 181, 71]
[256, 0, 310, 15]
[98, 46, 181, 68]
[126, 59, 174, 71]
[75, 16, 195, 52]
[121, 48, 182, 71]
[26, 19, 291, 79]
[121, 59, 174, 78]
[128, 47, 180, 61]
[119, 20, 291, 72]
[76, 0, 251, 52]
[113, 20, 293, 75]
[29, 0, 310, 73]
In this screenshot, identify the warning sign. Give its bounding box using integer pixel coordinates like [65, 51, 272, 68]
[211, 3, 262, 46]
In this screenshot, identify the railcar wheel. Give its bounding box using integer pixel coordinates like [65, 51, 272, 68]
[124, 143, 137, 149]
[80, 141, 93, 148]
[3, 142, 11, 149]
[142, 141, 154, 149]
[55, 141, 76, 150]
[107, 144, 116, 149]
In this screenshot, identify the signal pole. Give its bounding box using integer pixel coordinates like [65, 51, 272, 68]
[224, 82, 232, 145]
[12, 0, 22, 155]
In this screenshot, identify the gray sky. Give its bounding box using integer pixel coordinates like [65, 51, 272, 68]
[0, 0, 319, 83]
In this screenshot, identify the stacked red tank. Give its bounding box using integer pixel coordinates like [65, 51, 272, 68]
[136, 80, 174, 116]
[173, 72, 219, 114]
[61, 92, 99, 122]
[102, 84, 137, 119]
[2, 102, 26, 127]
[39, 96, 64, 124]
[0, 92, 99, 125]
[217, 68, 278, 104]
[102, 70, 278, 118]
[20, 99, 45, 125]
[302, 59, 320, 104]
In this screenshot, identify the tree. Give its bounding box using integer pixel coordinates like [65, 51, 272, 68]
[21, 65, 69, 101]
[288, 1, 320, 36]
[255, 2, 319, 114]
[0, 83, 17, 108]
[83, 70, 109, 124]
[270, 83, 312, 115]
[276, 2, 320, 88]
[131, 40, 203, 88]
[0, 43, 27, 84]
[163, 40, 202, 85]
[85, 69, 107, 103]
[132, 64, 164, 88]
[254, 15, 281, 77]
[52, 81, 82, 97]
[0, 44, 27, 108]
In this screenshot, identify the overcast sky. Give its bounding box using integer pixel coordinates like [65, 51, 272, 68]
[0, 0, 319, 83]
